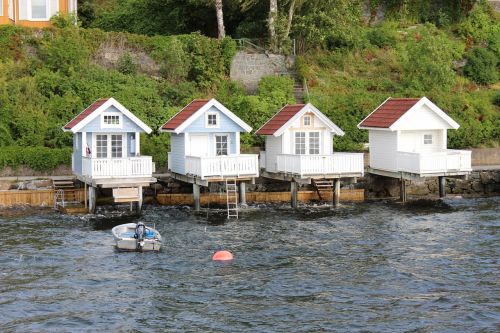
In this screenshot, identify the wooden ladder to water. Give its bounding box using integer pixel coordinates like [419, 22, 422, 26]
[225, 178, 238, 219]
[312, 179, 334, 201]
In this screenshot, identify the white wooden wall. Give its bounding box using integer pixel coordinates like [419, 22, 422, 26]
[398, 129, 445, 153]
[368, 130, 398, 171]
[264, 135, 282, 172]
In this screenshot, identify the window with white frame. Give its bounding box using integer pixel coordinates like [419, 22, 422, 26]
[206, 112, 218, 128]
[295, 132, 306, 154]
[309, 132, 320, 154]
[424, 134, 433, 145]
[303, 115, 311, 126]
[102, 113, 122, 128]
[111, 135, 123, 158]
[215, 135, 228, 156]
[96, 134, 108, 158]
[31, 0, 49, 19]
[295, 131, 320, 155]
[0, 0, 3, 16]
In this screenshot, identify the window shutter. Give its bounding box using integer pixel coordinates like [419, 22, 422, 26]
[19, 0, 28, 20]
[50, 0, 59, 17]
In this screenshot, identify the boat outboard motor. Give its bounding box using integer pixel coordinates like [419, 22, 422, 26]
[135, 222, 146, 250]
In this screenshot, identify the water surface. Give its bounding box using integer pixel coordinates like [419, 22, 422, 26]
[0, 198, 499, 332]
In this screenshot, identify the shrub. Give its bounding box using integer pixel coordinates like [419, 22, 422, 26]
[463, 47, 498, 85]
[402, 25, 463, 92]
[117, 52, 138, 75]
[0, 147, 72, 171]
[151, 37, 189, 82]
[220, 37, 237, 74]
[367, 21, 399, 48]
[39, 28, 91, 73]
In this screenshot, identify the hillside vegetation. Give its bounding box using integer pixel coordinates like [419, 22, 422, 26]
[0, 1, 498, 171]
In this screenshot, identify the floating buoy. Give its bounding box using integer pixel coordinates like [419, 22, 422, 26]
[212, 250, 234, 261]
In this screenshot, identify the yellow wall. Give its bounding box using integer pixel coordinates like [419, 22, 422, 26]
[0, 0, 13, 25]
[1, 0, 70, 28]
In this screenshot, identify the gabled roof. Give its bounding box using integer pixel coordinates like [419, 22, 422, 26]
[159, 98, 252, 134]
[357, 97, 459, 131]
[256, 103, 344, 137]
[63, 97, 152, 134]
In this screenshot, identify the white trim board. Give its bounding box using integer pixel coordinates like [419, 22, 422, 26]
[65, 98, 152, 134]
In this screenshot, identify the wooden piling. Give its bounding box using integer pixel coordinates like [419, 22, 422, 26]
[193, 184, 201, 211]
[89, 186, 96, 213]
[400, 178, 407, 203]
[290, 181, 298, 208]
[239, 182, 246, 205]
[333, 179, 340, 207]
[438, 176, 446, 198]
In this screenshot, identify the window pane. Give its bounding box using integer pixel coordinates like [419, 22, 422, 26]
[295, 132, 306, 155]
[424, 134, 433, 145]
[207, 113, 217, 126]
[309, 132, 320, 154]
[96, 135, 108, 158]
[32, 0, 47, 19]
[304, 116, 311, 126]
[111, 135, 123, 158]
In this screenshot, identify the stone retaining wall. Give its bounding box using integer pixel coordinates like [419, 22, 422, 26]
[363, 170, 500, 199]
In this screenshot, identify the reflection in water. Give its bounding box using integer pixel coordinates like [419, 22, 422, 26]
[0, 197, 499, 332]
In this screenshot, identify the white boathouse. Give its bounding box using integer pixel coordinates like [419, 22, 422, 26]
[160, 98, 259, 215]
[63, 98, 156, 213]
[358, 97, 471, 200]
[256, 103, 364, 207]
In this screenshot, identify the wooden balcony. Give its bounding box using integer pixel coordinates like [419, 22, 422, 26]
[185, 154, 259, 180]
[276, 153, 364, 177]
[396, 150, 471, 175]
[81, 156, 154, 179]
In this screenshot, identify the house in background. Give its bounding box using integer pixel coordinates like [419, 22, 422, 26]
[0, 0, 77, 27]
[358, 97, 471, 201]
[256, 103, 364, 207]
[63, 98, 155, 213]
[160, 98, 259, 217]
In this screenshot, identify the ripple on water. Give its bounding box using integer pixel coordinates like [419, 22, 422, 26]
[0, 198, 499, 332]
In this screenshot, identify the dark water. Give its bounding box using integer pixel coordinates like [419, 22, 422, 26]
[0, 197, 499, 332]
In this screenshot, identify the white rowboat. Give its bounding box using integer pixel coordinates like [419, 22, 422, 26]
[112, 222, 162, 252]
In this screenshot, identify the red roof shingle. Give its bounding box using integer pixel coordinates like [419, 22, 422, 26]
[256, 104, 306, 135]
[359, 98, 421, 128]
[64, 98, 109, 130]
[161, 99, 210, 131]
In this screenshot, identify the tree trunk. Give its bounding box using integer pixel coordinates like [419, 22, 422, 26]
[269, 0, 278, 51]
[284, 0, 295, 39]
[215, 0, 225, 39]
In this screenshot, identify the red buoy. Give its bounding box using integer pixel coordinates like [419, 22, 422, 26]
[212, 250, 234, 261]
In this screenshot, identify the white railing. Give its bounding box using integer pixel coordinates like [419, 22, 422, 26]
[81, 156, 153, 178]
[397, 150, 471, 174]
[185, 154, 259, 179]
[276, 153, 364, 177]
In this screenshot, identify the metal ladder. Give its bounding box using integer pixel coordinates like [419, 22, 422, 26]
[225, 178, 238, 219]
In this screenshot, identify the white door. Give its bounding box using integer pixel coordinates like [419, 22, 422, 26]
[190, 135, 208, 157]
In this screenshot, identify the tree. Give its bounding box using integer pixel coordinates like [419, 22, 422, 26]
[269, 0, 278, 51]
[285, 0, 296, 39]
[215, 0, 226, 39]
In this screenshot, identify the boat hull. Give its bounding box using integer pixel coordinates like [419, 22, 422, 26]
[112, 223, 162, 252]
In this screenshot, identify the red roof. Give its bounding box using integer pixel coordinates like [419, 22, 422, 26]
[256, 104, 306, 135]
[359, 98, 421, 128]
[64, 98, 109, 130]
[161, 99, 210, 131]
